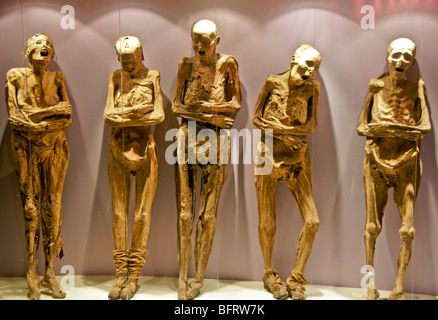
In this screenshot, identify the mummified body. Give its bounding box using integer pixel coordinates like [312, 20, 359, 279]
[252, 44, 321, 300]
[5, 33, 71, 300]
[104, 36, 164, 300]
[357, 38, 431, 300]
[172, 19, 242, 300]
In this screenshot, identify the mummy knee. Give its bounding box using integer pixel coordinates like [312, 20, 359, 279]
[133, 210, 152, 228]
[179, 211, 194, 227]
[198, 212, 217, 229]
[23, 198, 38, 220]
[42, 196, 61, 216]
[112, 209, 127, 225]
[399, 226, 415, 243]
[177, 212, 195, 240]
[304, 217, 320, 233]
[259, 218, 276, 234]
[133, 215, 147, 227]
[365, 222, 381, 239]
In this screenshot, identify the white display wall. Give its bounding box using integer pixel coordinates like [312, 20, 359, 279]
[0, 0, 437, 297]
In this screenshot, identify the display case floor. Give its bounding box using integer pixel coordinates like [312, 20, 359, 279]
[0, 275, 436, 300]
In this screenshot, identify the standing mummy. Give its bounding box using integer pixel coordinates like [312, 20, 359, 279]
[104, 36, 164, 300]
[357, 38, 431, 300]
[253, 44, 321, 300]
[5, 33, 72, 300]
[172, 19, 242, 300]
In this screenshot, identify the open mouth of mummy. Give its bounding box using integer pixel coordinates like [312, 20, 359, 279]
[198, 50, 206, 56]
[40, 49, 49, 57]
[395, 68, 404, 72]
[301, 75, 309, 80]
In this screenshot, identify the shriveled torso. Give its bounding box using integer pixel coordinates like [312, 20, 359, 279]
[260, 71, 318, 168]
[110, 69, 157, 167]
[368, 76, 421, 168]
[7, 67, 68, 148]
[178, 54, 237, 164]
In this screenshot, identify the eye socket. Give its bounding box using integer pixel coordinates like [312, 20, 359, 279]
[120, 55, 137, 68]
[403, 53, 413, 62]
[200, 39, 211, 47]
[391, 52, 402, 59]
[306, 60, 314, 68]
[192, 35, 211, 47]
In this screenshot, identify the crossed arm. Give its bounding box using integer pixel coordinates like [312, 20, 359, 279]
[171, 57, 241, 129]
[104, 70, 164, 127]
[357, 79, 431, 141]
[253, 80, 319, 136]
[6, 70, 72, 131]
